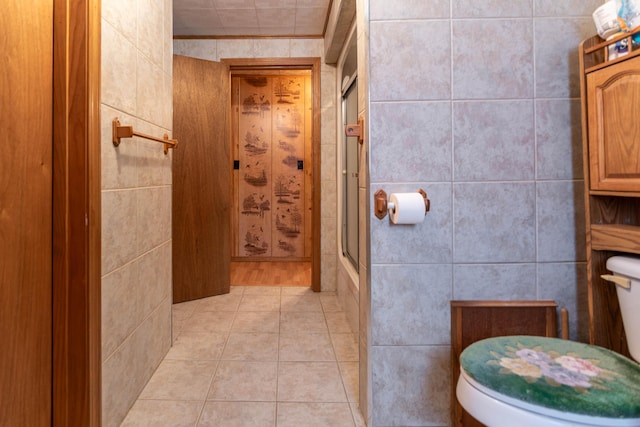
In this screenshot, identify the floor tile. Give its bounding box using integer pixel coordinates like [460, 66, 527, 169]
[207, 361, 277, 401]
[277, 362, 347, 402]
[123, 288, 364, 425]
[238, 295, 281, 312]
[221, 332, 279, 361]
[229, 286, 245, 295]
[276, 402, 355, 427]
[350, 402, 367, 427]
[280, 311, 328, 334]
[120, 400, 203, 426]
[165, 330, 227, 361]
[242, 286, 281, 296]
[280, 286, 314, 296]
[171, 300, 200, 339]
[172, 300, 200, 320]
[181, 310, 236, 333]
[339, 362, 359, 403]
[320, 294, 342, 312]
[331, 333, 359, 362]
[280, 294, 323, 312]
[279, 332, 335, 361]
[198, 293, 242, 312]
[231, 311, 280, 333]
[324, 311, 352, 334]
[138, 359, 217, 401]
[197, 401, 276, 427]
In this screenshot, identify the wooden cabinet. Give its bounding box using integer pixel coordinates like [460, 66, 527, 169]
[587, 54, 640, 191]
[580, 34, 640, 358]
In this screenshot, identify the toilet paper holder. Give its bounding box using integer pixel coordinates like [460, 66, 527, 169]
[374, 189, 430, 220]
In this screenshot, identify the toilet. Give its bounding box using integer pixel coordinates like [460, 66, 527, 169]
[456, 255, 640, 427]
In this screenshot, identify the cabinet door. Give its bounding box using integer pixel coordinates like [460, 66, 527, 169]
[587, 55, 640, 191]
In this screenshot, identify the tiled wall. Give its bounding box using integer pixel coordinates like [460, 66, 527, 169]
[173, 39, 338, 292]
[100, 0, 173, 425]
[364, 0, 600, 425]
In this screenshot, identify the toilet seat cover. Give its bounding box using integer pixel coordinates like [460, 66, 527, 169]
[460, 336, 640, 421]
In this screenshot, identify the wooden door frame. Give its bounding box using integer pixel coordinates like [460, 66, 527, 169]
[223, 58, 322, 292]
[52, 0, 102, 425]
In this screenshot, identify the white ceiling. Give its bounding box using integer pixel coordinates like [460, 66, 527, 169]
[173, 0, 332, 37]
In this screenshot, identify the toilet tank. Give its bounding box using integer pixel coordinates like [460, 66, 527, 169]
[606, 255, 640, 362]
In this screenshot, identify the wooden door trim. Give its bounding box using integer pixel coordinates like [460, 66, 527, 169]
[52, 0, 102, 425]
[223, 57, 322, 292]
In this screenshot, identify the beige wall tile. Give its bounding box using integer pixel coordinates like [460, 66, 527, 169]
[291, 38, 324, 57]
[102, 300, 171, 427]
[132, 185, 171, 248]
[102, 0, 137, 46]
[101, 106, 137, 190]
[102, 189, 138, 274]
[254, 38, 291, 57]
[102, 262, 141, 361]
[138, 0, 164, 68]
[101, 2, 173, 425]
[217, 39, 255, 59]
[173, 39, 218, 61]
[101, 21, 137, 113]
[136, 55, 164, 125]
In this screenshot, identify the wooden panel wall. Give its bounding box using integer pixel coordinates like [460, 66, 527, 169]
[1, 1, 53, 424]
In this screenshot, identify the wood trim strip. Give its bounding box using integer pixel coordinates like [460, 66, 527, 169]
[449, 300, 558, 308]
[52, 0, 101, 425]
[310, 57, 321, 293]
[231, 256, 312, 262]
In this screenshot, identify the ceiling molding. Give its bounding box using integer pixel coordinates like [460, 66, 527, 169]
[173, 34, 324, 40]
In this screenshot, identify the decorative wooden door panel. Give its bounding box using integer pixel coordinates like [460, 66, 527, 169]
[232, 72, 312, 259]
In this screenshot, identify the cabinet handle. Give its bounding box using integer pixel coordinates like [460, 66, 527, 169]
[600, 274, 632, 289]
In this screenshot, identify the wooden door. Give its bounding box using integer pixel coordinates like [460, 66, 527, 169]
[587, 55, 640, 192]
[173, 55, 231, 303]
[1, 0, 53, 424]
[231, 72, 313, 260]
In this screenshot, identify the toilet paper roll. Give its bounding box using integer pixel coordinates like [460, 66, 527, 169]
[389, 192, 426, 224]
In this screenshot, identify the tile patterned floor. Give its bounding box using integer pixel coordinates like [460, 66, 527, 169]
[121, 286, 365, 426]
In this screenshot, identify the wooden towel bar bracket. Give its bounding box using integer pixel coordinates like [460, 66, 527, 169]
[112, 117, 178, 155]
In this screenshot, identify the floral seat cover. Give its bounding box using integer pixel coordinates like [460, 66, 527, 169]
[460, 336, 640, 419]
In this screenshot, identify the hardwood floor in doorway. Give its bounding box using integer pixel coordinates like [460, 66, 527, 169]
[230, 261, 311, 286]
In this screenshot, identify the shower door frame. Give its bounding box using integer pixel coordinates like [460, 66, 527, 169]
[223, 57, 322, 292]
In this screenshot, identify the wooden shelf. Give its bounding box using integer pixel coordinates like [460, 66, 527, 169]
[591, 224, 640, 254]
[582, 28, 640, 74]
[590, 189, 640, 198]
[580, 33, 637, 358]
